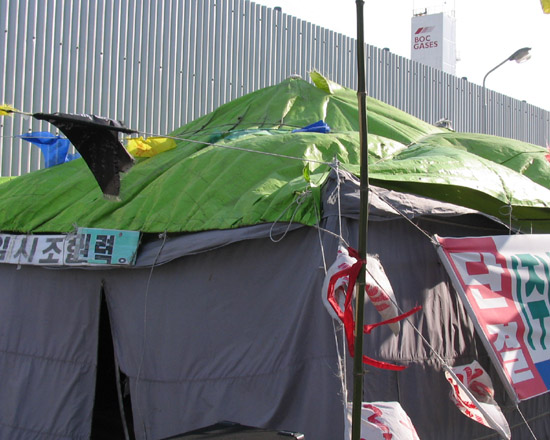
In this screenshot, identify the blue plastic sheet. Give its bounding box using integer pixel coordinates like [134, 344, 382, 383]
[18, 132, 73, 168]
[292, 120, 331, 134]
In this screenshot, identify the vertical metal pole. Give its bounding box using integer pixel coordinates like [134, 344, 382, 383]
[352, 1, 369, 439]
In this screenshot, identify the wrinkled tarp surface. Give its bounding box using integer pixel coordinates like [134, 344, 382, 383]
[2, 74, 550, 233]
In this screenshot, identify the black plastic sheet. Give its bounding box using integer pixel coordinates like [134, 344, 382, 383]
[34, 112, 136, 197]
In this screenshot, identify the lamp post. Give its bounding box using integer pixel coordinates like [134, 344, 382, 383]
[481, 47, 531, 134]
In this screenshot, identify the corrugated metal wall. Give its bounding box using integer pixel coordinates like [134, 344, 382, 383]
[1, 0, 549, 176]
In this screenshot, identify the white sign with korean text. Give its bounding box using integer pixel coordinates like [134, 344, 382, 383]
[0, 228, 140, 266]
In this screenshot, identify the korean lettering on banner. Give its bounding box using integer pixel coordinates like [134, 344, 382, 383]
[2, 234, 69, 265]
[78, 228, 140, 265]
[0, 234, 13, 262]
[436, 234, 550, 401]
[94, 234, 116, 264]
[65, 232, 92, 265]
[38, 236, 65, 265]
[0, 229, 139, 266]
[8, 235, 57, 265]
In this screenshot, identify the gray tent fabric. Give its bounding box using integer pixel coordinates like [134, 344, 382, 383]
[134, 223, 304, 267]
[104, 226, 342, 439]
[0, 265, 101, 439]
[1, 170, 550, 439]
[323, 169, 486, 222]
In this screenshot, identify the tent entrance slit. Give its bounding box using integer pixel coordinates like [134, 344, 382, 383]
[91, 287, 134, 439]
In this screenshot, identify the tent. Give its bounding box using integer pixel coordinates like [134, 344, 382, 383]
[0, 74, 549, 439]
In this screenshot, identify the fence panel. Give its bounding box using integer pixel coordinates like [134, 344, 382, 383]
[1, 0, 548, 176]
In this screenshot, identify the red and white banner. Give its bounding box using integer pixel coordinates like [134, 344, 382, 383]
[321, 246, 401, 334]
[321, 246, 421, 371]
[445, 361, 510, 439]
[436, 234, 550, 401]
[345, 401, 420, 440]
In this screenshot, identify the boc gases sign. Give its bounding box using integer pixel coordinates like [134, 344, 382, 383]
[413, 26, 438, 49]
[411, 12, 456, 74]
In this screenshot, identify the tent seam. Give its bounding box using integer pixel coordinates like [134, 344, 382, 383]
[0, 420, 86, 440]
[0, 349, 93, 368]
[125, 354, 338, 384]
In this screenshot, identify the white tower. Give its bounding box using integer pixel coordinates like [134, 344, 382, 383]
[411, 10, 456, 74]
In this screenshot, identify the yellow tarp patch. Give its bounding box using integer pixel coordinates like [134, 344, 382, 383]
[127, 136, 177, 158]
[0, 104, 19, 116]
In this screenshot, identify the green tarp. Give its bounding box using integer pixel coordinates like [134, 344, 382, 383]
[1, 73, 550, 233]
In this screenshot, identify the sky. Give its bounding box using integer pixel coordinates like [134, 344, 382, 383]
[253, 0, 550, 111]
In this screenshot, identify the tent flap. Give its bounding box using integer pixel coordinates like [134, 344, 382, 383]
[0, 265, 101, 439]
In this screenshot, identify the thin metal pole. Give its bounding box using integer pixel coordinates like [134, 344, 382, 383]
[481, 47, 531, 134]
[352, 1, 369, 439]
[482, 58, 507, 134]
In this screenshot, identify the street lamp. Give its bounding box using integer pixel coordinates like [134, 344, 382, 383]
[482, 47, 531, 133]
